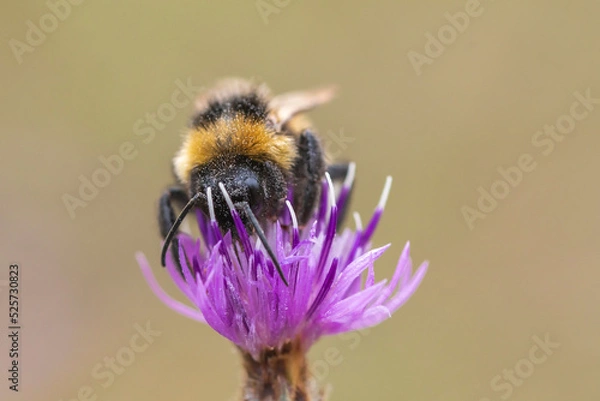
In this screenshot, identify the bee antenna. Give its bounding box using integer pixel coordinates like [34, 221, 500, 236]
[161, 193, 201, 267]
[241, 202, 289, 287]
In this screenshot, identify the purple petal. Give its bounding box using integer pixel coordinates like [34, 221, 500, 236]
[136, 253, 205, 323]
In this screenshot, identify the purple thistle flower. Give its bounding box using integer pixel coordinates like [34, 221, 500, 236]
[137, 165, 428, 400]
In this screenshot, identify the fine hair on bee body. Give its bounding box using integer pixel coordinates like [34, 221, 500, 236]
[158, 78, 353, 285]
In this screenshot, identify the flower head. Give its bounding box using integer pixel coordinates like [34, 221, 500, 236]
[138, 165, 428, 360]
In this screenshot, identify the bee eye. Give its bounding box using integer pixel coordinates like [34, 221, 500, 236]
[245, 177, 261, 205]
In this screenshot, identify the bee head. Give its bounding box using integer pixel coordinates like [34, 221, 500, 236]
[190, 156, 287, 234]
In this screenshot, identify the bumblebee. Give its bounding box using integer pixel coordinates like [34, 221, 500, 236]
[159, 78, 351, 285]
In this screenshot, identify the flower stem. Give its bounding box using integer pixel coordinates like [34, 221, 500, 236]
[240, 340, 327, 401]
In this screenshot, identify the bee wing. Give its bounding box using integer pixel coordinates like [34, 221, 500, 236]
[268, 85, 336, 130]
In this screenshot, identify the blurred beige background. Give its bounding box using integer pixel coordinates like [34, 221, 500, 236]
[1, 1, 599, 400]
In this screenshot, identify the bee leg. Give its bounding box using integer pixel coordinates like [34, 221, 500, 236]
[292, 130, 326, 225]
[326, 163, 351, 181]
[158, 186, 189, 273]
[327, 163, 354, 229]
